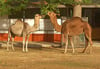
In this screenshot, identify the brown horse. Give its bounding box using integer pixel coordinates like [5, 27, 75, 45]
[7, 14, 41, 52]
[48, 12, 93, 53]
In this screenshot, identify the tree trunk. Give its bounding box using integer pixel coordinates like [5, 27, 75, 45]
[73, 5, 82, 17]
[73, 0, 82, 17]
[73, 0, 82, 48]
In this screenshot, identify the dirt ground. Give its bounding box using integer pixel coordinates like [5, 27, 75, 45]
[0, 41, 100, 69]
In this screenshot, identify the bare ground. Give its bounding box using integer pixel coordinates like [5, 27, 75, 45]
[0, 41, 100, 69]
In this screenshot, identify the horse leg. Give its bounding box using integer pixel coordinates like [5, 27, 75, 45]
[7, 33, 11, 51]
[25, 35, 30, 52]
[11, 37, 15, 51]
[88, 37, 93, 54]
[69, 37, 75, 53]
[82, 35, 93, 53]
[82, 37, 88, 53]
[23, 36, 26, 52]
[7, 30, 12, 51]
[64, 34, 68, 54]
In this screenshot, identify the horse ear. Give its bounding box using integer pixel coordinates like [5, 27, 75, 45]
[52, 12, 56, 16]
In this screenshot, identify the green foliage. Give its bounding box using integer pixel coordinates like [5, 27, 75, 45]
[41, 0, 60, 15]
[41, 3, 59, 15]
[59, 0, 75, 5]
[92, 0, 100, 4]
[41, 0, 75, 15]
[41, 0, 94, 15]
[59, 0, 92, 5]
[45, 0, 60, 4]
[0, 0, 29, 16]
[0, 0, 94, 16]
[81, 0, 92, 4]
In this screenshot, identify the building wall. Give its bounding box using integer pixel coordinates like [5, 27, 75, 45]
[82, 8, 100, 40]
[0, 18, 62, 42]
[0, 33, 61, 42]
[1, 7, 100, 42]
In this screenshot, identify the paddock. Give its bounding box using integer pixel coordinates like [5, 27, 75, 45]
[0, 41, 100, 69]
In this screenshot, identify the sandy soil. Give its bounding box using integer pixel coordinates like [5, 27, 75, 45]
[0, 41, 100, 69]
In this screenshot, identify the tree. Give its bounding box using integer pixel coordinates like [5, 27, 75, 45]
[41, 0, 93, 16]
[0, 0, 29, 16]
[40, 0, 60, 15]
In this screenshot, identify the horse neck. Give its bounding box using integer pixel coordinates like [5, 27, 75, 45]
[49, 15, 62, 32]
